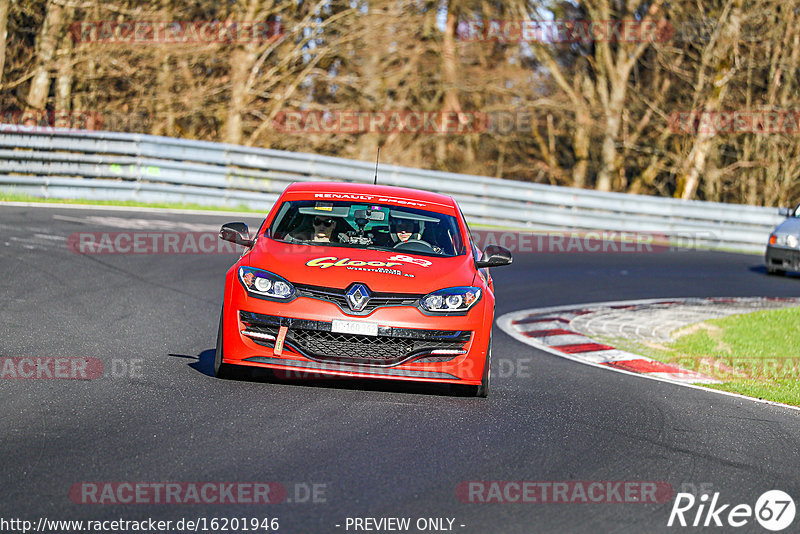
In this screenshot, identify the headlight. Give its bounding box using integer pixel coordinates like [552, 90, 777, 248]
[238, 267, 295, 299]
[772, 233, 798, 248]
[421, 287, 481, 313]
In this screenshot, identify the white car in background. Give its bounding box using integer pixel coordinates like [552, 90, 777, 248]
[766, 203, 800, 275]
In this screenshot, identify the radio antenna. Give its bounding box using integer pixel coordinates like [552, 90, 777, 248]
[373, 146, 380, 185]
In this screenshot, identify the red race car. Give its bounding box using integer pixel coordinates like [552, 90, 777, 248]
[215, 182, 512, 396]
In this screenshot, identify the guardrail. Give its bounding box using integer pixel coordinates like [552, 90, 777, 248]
[0, 124, 784, 253]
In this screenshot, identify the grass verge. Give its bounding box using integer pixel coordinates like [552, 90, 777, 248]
[0, 191, 263, 213]
[602, 307, 800, 406]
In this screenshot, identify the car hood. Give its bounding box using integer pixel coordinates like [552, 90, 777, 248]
[773, 217, 800, 235]
[246, 238, 477, 293]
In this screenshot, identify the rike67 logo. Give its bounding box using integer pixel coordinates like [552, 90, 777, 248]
[668, 490, 795, 531]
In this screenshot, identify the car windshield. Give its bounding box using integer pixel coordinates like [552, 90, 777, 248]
[269, 200, 466, 257]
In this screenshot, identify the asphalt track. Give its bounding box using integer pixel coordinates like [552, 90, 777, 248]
[2, 204, 800, 533]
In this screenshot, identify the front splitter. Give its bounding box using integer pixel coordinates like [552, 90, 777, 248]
[242, 356, 459, 380]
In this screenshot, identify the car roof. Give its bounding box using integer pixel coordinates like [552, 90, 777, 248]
[282, 181, 458, 213]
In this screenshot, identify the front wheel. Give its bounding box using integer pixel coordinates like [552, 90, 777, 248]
[214, 307, 234, 379]
[451, 335, 491, 398]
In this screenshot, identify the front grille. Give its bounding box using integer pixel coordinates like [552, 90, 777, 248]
[291, 330, 415, 362]
[294, 283, 422, 315]
[239, 311, 471, 366]
[767, 246, 800, 269]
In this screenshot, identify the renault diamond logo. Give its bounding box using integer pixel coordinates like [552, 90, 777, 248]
[346, 283, 371, 312]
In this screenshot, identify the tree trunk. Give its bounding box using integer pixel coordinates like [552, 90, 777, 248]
[0, 0, 10, 86]
[26, 0, 66, 110]
[153, 0, 175, 137]
[54, 25, 73, 127]
[677, 0, 742, 200]
[224, 0, 262, 146]
[436, 7, 465, 167]
[572, 107, 590, 188]
[154, 55, 176, 136]
[225, 48, 251, 145]
[596, 75, 626, 192]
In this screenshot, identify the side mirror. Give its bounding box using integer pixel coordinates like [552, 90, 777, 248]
[219, 222, 253, 247]
[779, 207, 791, 217]
[475, 244, 512, 268]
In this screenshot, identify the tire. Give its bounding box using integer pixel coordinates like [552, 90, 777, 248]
[451, 335, 491, 398]
[767, 265, 786, 276]
[475, 335, 492, 398]
[214, 307, 234, 379]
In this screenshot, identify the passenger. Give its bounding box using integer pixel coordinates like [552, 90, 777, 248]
[287, 215, 338, 243]
[310, 215, 337, 242]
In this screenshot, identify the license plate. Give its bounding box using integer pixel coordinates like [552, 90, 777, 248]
[331, 320, 378, 336]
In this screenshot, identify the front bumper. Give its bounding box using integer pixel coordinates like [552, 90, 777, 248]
[221, 281, 492, 384]
[766, 245, 800, 272]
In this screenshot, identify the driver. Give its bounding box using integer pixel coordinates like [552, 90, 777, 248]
[389, 217, 421, 245]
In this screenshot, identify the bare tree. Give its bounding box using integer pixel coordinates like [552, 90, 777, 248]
[0, 0, 10, 85]
[2, 0, 797, 206]
[26, 0, 70, 110]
